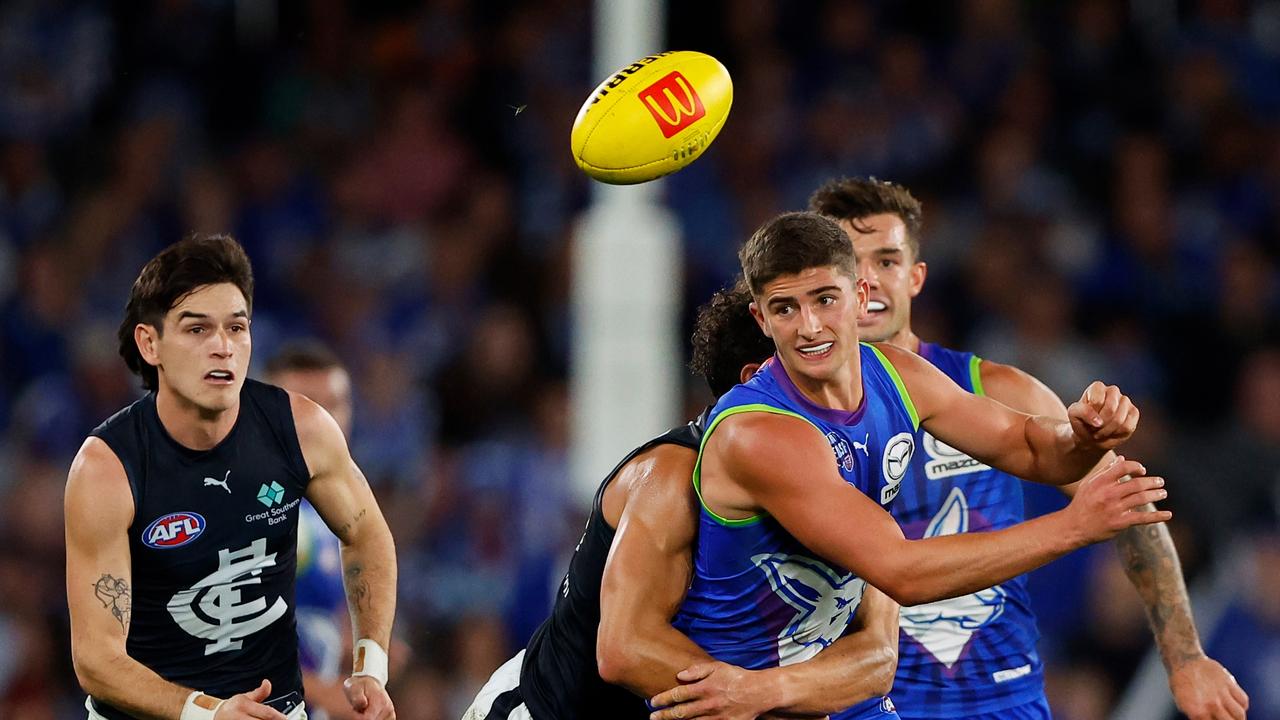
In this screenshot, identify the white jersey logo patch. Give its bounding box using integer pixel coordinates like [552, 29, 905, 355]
[922, 432, 991, 480]
[752, 552, 865, 666]
[167, 538, 289, 655]
[900, 487, 1007, 667]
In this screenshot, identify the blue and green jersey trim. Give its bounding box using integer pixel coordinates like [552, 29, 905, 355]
[863, 343, 921, 431]
[968, 354, 986, 396]
[692, 403, 819, 527]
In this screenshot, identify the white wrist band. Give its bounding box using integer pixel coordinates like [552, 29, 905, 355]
[180, 691, 224, 720]
[351, 638, 389, 686]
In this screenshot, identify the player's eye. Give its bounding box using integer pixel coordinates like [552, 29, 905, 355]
[881, 259, 897, 268]
[819, 295, 837, 305]
[187, 326, 205, 334]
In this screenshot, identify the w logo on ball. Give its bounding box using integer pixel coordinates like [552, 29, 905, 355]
[638, 71, 706, 138]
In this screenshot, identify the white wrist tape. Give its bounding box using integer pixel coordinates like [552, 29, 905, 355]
[180, 691, 224, 720]
[351, 638, 389, 686]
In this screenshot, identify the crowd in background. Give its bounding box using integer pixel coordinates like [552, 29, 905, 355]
[0, 1, 1277, 718]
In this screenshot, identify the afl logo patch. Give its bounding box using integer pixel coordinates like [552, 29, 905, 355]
[143, 512, 206, 549]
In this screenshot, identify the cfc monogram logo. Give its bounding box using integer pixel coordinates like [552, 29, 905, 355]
[167, 538, 288, 655]
[637, 71, 706, 138]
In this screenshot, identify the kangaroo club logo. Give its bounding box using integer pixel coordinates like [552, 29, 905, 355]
[142, 511, 206, 549]
[637, 71, 706, 138]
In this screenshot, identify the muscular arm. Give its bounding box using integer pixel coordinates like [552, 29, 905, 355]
[597, 445, 712, 696]
[702, 412, 1168, 606]
[981, 362, 1247, 718]
[757, 585, 899, 714]
[597, 446, 899, 715]
[295, 394, 397, 676]
[876, 343, 1113, 486]
[65, 438, 200, 720]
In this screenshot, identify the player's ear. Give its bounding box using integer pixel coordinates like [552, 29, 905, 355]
[855, 277, 870, 315]
[909, 261, 928, 298]
[748, 301, 771, 338]
[135, 323, 161, 366]
[739, 362, 762, 383]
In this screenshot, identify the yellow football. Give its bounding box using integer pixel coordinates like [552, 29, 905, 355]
[571, 51, 733, 185]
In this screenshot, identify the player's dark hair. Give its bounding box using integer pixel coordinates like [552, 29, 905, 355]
[118, 234, 254, 391]
[808, 177, 923, 260]
[739, 211, 857, 296]
[265, 340, 344, 377]
[690, 282, 776, 398]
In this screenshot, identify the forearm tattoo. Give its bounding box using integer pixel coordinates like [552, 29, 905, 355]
[93, 574, 132, 634]
[345, 564, 372, 613]
[1114, 511, 1202, 670]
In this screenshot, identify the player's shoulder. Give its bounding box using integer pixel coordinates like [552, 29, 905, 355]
[977, 357, 1067, 418]
[711, 407, 824, 461]
[866, 340, 931, 376]
[66, 436, 134, 525]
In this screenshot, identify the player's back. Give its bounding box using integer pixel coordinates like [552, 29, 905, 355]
[513, 419, 703, 720]
[673, 344, 917, 720]
[88, 379, 310, 719]
[889, 342, 1044, 718]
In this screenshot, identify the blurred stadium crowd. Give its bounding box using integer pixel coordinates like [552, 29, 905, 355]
[0, 1, 1277, 718]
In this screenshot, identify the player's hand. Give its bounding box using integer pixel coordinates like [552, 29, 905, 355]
[343, 675, 396, 720]
[1068, 381, 1139, 451]
[213, 679, 288, 720]
[1061, 456, 1171, 545]
[649, 661, 774, 720]
[1170, 656, 1249, 720]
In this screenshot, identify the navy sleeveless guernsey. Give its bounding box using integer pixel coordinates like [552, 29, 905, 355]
[497, 418, 703, 720]
[88, 379, 310, 719]
[889, 343, 1045, 718]
[673, 345, 918, 720]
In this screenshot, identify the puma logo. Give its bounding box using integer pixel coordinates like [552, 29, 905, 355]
[203, 470, 231, 494]
[852, 433, 870, 456]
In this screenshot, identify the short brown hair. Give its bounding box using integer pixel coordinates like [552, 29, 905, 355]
[118, 234, 254, 390]
[690, 281, 775, 397]
[738, 212, 856, 296]
[808, 177, 923, 259]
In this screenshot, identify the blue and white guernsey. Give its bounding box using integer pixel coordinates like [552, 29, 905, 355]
[890, 342, 1045, 718]
[673, 344, 918, 720]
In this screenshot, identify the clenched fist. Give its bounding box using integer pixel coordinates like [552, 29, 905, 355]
[1068, 381, 1139, 451]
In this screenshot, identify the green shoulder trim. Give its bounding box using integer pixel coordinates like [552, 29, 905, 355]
[864, 343, 921, 431]
[969, 355, 986, 397]
[694, 403, 814, 527]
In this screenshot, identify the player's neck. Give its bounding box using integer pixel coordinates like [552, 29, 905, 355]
[884, 327, 922, 355]
[784, 354, 864, 412]
[155, 385, 240, 451]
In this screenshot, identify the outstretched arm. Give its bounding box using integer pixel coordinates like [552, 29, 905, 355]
[877, 343, 1135, 486]
[296, 394, 397, 720]
[702, 412, 1169, 606]
[66, 438, 286, 720]
[979, 361, 1250, 720]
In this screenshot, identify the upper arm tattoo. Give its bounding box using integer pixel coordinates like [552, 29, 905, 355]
[93, 574, 132, 635]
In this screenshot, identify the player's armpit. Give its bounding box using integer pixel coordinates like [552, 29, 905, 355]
[293, 393, 398, 685]
[65, 437, 192, 718]
[597, 444, 715, 698]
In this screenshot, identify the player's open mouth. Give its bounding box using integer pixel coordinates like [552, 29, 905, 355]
[867, 300, 888, 313]
[798, 342, 834, 358]
[205, 370, 235, 384]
